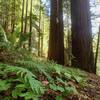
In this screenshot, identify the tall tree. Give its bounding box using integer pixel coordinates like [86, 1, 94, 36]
[48, 0, 64, 65]
[3, 0, 9, 33]
[40, 13, 44, 57]
[95, 26, 100, 70]
[0, 0, 21, 36]
[11, 0, 16, 33]
[71, 0, 95, 73]
[38, 0, 42, 56]
[21, 0, 25, 34]
[24, 0, 28, 34]
[29, 0, 33, 51]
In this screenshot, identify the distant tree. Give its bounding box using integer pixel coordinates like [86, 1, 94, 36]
[29, 0, 33, 51]
[0, 0, 21, 33]
[95, 26, 100, 70]
[21, 0, 25, 34]
[11, 0, 16, 33]
[38, 0, 42, 56]
[24, 0, 28, 34]
[48, 0, 64, 65]
[71, 0, 96, 73]
[1, 0, 9, 33]
[40, 13, 44, 57]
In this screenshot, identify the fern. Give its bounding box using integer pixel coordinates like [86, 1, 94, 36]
[0, 63, 45, 95]
[0, 80, 11, 91]
[15, 59, 87, 85]
[16, 60, 53, 81]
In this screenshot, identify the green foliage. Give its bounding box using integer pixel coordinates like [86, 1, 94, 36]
[0, 40, 87, 99]
[64, 86, 78, 95]
[50, 84, 65, 92]
[0, 25, 8, 42]
[14, 58, 87, 97]
[0, 80, 11, 91]
[0, 63, 45, 100]
[0, 51, 87, 99]
[56, 96, 63, 100]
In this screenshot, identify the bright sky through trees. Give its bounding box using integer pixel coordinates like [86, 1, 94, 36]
[90, 0, 100, 33]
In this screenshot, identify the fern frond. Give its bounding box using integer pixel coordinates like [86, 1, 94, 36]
[0, 63, 45, 95]
[16, 60, 53, 81]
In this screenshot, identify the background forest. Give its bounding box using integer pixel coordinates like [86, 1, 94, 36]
[0, 0, 100, 99]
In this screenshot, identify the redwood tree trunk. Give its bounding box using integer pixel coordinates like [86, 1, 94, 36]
[71, 0, 95, 73]
[48, 0, 64, 65]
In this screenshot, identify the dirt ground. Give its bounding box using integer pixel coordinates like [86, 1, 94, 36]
[67, 73, 100, 100]
[41, 73, 100, 100]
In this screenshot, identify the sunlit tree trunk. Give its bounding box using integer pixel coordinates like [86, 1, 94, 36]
[24, 0, 28, 34]
[95, 26, 100, 70]
[38, 0, 42, 56]
[48, 0, 64, 65]
[41, 13, 44, 57]
[21, 0, 25, 34]
[71, 0, 95, 73]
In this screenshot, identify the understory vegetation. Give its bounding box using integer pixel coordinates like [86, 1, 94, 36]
[0, 37, 87, 100]
[0, 0, 100, 99]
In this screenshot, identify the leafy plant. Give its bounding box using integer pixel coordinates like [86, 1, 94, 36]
[0, 40, 87, 99]
[0, 63, 45, 99]
[0, 80, 11, 91]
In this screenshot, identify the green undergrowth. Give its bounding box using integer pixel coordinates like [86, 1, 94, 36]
[0, 42, 87, 100]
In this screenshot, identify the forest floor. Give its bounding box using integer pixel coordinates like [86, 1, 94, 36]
[77, 73, 100, 100]
[0, 45, 100, 100]
[41, 72, 100, 100]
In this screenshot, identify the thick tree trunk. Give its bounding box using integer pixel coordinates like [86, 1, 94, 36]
[71, 0, 95, 73]
[48, 0, 64, 65]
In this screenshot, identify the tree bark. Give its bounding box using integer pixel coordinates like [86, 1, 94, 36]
[71, 0, 95, 73]
[48, 0, 64, 65]
[95, 26, 100, 70]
